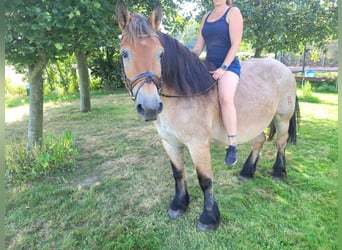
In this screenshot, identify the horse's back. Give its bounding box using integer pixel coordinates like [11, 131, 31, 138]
[239, 58, 295, 93]
[231, 58, 296, 143]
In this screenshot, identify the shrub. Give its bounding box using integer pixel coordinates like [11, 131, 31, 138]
[5, 78, 26, 97]
[316, 82, 337, 93]
[5, 130, 78, 183]
[302, 81, 313, 98]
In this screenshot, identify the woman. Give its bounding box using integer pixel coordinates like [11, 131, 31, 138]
[192, 0, 243, 166]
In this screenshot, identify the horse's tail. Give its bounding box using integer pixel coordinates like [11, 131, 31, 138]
[268, 96, 300, 144]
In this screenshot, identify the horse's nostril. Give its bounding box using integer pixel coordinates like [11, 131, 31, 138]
[136, 104, 144, 115]
[158, 102, 163, 113]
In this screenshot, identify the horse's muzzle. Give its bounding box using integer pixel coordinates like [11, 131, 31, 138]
[135, 88, 163, 121]
[136, 102, 163, 121]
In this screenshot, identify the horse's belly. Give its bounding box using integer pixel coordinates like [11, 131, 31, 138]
[211, 117, 273, 145]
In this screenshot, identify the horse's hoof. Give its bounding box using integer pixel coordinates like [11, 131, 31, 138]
[238, 174, 253, 181]
[168, 208, 184, 219]
[271, 171, 286, 181]
[271, 176, 285, 181]
[197, 221, 219, 231]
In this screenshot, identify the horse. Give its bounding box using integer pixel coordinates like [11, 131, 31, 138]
[115, 0, 299, 231]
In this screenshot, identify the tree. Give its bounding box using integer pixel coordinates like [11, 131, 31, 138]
[75, 52, 91, 112]
[6, 1, 58, 149]
[239, 0, 338, 57]
[5, 0, 191, 148]
[5, 0, 117, 147]
[45, 0, 118, 112]
[187, 0, 338, 57]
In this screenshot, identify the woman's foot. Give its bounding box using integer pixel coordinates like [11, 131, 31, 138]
[225, 145, 237, 166]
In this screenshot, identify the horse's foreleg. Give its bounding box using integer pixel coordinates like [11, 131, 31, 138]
[239, 132, 266, 179]
[189, 144, 220, 230]
[161, 140, 190, 219]
[271, 120, 289, 180]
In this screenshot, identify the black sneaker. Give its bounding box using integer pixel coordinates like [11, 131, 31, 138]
[225, 145, 237, 166]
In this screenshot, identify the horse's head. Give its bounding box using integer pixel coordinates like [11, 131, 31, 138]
[116, 0, 164, 121]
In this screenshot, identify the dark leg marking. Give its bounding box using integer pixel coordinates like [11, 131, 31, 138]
[239, 151, 259, 180]
[168, 161, 190, 219]
[271, 151, 287, 180]
[197, 173, 220, 230]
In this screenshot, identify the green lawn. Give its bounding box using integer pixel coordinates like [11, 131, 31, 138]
[5, 90, 337, 249]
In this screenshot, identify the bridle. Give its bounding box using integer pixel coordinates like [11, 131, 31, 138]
[122, 70, 163, 101]
[119, 36, 163, 101]
[119, 35, 217, 100]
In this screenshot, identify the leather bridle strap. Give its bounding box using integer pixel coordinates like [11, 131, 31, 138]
[128, 71, 162, 100]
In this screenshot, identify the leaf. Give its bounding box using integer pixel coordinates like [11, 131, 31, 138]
[94, 2, 101, 9]
[55, 43, 64, 51]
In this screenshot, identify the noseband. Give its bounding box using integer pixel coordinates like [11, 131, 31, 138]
[120, 56, 163, 101]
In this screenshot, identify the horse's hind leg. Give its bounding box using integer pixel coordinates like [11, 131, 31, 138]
[239, 132, 266, 179]
[161, 140, 190, 219]
[271, 118, 290, 180]
[189, 144, 220, 230]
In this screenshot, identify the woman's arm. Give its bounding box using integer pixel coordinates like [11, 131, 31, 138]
[192, 13, 209, 56]
[222, 7, 243, 67]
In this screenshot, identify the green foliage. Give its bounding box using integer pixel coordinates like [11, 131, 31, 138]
[45, 55, 78, 94]
[89, 77, 102, 91]
[123, 0, 189, 34]
[88, 47, 124, 90]
[302, 81, 313, 98]
[5, 131, 78, 183]
[316, 82, 337, 93]
[5, 1, 57, 66]
[5, 78, 26, 97]
[233, 0, 336, 56]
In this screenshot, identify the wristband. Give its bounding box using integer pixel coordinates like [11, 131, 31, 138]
[221, 64, 229, 71]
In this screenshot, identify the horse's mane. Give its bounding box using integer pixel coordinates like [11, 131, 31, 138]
[123, 13, 158, 44]
[122, 13, 216, 96]
[157, 31, 217, 96]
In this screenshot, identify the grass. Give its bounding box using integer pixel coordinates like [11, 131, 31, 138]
[5, 89, 337, 249]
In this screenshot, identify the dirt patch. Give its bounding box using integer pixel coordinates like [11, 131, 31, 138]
[5, 105, 29, 123]
[74, 155, 141, 189]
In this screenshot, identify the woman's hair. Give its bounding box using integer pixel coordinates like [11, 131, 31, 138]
[226, 0, 232, 5]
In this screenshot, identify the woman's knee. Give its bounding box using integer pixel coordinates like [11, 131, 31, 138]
[219, 94, 235, 107]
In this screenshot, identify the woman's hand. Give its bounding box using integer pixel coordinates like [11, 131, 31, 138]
[210, 68, 226, 81]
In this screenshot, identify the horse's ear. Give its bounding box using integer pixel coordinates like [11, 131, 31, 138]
[115, 0, 131, 31]
[149, 2, 162, 31]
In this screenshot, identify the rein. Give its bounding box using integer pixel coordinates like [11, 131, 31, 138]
[158, 81, 217, 98]
[119, 33, 217, 100]
[120, 56, 217, 99]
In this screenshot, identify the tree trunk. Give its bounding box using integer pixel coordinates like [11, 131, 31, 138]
[27, 50, 48, 150]
[254, 48, 263, 58]
[75, 52, 91, 112]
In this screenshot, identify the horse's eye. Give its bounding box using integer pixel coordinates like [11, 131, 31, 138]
[121, 50, 129, 59]
[159, 52, 164, 63]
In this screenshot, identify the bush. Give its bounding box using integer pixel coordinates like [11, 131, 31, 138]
[5, 78, 26, 97]
[5, 130, 78, 183]
[316, 82, 337, 93]
[302, 81, 313, 98]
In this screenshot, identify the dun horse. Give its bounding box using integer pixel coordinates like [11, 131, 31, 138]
[116, 1, 299, 230]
